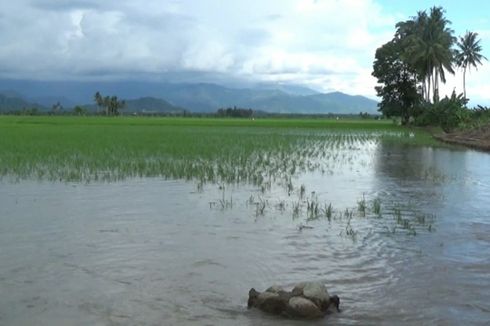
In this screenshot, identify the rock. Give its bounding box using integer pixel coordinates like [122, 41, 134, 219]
[265, 285, 284, 293]
[248, 289, 289, 315]
[302, 282, 330, 310]
[248, 282, 340, 319]
[287, 296, 324, 319]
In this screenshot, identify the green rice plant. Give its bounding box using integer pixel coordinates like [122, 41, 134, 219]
[255, 199, 266, 217]
[0, 116, 444, 185]
[393, 206, 402, 223]
[196, 179, 204, 192]
[344, 208, 353, 219]
[276, 200, 286, 213]
[292, 201, 301, 219]
[324, 203, 333, 221]
[306, 194, 321, 220]
[299, 184, 306, 200]
[247, 195, 255, 206]
[407, 227, 417, 236]
[372, 198, 381, 216]
[341, 216, 357, 241]
[286, 178, 294, 196]
[357, 195, 366, 216]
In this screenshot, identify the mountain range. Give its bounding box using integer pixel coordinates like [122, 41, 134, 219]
[0, 79, 378, 114]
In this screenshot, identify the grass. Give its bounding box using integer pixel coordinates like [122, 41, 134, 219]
[0, 116, 442, 183]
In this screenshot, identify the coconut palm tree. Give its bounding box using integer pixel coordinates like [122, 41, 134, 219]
[402, 7, 455, 102]
[94, 91, 104, 114]
[455, 31, 487, 99]
[427, 7, 456, 102]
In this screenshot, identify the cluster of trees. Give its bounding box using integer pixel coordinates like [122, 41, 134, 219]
[373, 6, 486, 128]
[94, 92, 125, 116]
[216, 106, 254, 118]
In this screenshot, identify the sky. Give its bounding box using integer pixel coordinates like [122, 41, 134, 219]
[1, 0, 490, 103]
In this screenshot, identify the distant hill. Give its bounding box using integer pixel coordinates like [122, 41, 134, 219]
[29, 96, 77, 108]
[242, 91, 377, 114]
[251, 83, 321, 96]
[0, 80, 378, 114]
[0, 93, 45, 112]
[123, 97, 184, 114]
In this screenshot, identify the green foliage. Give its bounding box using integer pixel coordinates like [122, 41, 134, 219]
[415, 92, 469, 132]
[94, 91, 125, 116]
[399, 7, 455, 103]
[73, 106, 87, 116]
[471, 105, 490, 121]
[462, 105, 490, 129]
[216, 106, 254, 118]
[372, 6, 488, 126]
[372, 39, 421, 124]
[51, 102, 63, 114]
[455, 31, 487, 98]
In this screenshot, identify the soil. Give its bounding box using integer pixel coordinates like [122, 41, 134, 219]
[434, 124, 490, 152]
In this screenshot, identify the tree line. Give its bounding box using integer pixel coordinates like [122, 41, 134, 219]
[372, 6, 486, 129]
[216, 106, 254, 118]
[94, 92, 125, 116]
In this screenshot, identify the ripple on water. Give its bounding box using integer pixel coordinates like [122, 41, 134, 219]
[1, 143, 490, 325]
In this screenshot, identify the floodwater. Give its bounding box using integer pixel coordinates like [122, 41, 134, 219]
[0, 143, 489, 325]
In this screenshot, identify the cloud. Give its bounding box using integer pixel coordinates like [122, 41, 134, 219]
[0, 0, 402, 96]
[31, 0, 101, 11]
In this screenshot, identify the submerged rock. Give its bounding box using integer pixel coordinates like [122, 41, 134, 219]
[248, 281, 340, 319]
[293, 281, 330, 310]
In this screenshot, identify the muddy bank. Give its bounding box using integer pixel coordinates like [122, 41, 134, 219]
[434, 124, 490, 152]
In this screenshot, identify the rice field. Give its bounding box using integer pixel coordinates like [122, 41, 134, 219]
[3, 115, 488, 325]
[0, 116, 441, 183]
[0, 115, 448, 239]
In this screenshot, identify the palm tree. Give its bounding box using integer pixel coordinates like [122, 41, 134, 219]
[401, 7, 455, 102]
[455, 31, 487, 99]
[94, 91, 104, 114]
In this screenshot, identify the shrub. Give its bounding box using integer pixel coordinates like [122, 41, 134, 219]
[414, 92, 469, 132]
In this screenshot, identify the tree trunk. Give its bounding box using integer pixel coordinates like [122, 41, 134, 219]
[463, 67, 467, 99]
[432, 70, 438, 103]
[426, 74, 431, 102]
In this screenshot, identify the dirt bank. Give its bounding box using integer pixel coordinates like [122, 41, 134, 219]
[434, 124, 490, 152]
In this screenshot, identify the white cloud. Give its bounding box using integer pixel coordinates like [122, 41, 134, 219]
[0, 0, 401, 97]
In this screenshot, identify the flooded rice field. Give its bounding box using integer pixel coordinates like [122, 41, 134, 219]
[1, 133, 489, 325]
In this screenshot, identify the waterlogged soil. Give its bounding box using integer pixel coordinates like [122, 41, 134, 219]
[1, 144, 490, 325]
[435, 124, 490, 151]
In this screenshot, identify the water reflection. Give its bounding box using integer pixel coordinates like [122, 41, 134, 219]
[0, 145, 489, 325]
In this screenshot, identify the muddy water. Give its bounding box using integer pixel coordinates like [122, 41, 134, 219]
[0, 145, 489, 325]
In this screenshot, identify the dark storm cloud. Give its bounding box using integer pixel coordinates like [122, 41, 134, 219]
[0, 0, 399, 96]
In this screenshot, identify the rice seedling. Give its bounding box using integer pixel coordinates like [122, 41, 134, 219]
[306, 195, 321, 220]
[286, 177, 294, 196]
[357, 195, 367, 216]
[292, 201, 301, 219]
[372, 198, 381, 216]
[0, 116, 443, 240]
[299, 185, 306, 200]
[324, 203, 333, 221]
[393, 206, 402, 223]
[255, 199, 267, 217]
[344, 208, 353, 219]
[247, 195, 255, 206]
[341, 216, 357, 241]
[276, 200, 286, 213]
